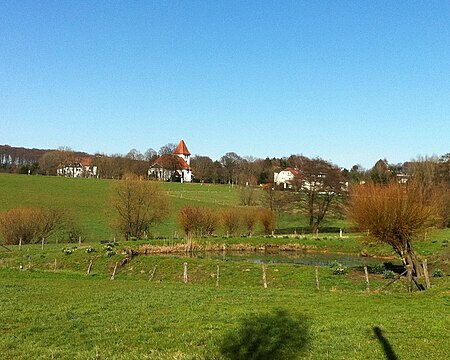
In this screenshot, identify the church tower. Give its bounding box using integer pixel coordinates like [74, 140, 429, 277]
[173, 139, 191, 166]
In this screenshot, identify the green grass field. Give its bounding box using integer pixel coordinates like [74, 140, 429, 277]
[0, 173, 345, 242]
[1, 173, 449, 359]
[0, 259, 449, 359]
[0, 173, 243, 241]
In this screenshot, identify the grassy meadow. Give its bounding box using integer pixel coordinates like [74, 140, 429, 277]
[0, 173, 242, 241]
[1, 173, 449, 359]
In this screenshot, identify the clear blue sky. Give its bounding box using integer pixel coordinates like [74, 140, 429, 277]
[1, 1, 448, 169]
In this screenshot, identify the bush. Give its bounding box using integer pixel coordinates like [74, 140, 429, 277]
[62, 248, 73, 255]
[329, 262, 347, 275]
[0, 207, 66, 245]
[259, 208, 276, 235]
[239, 186, 259, 206]
[110, 176, 170, 240]
[370, 264, 386, 274]
[432, 268, 444, 277]
[383, 270, 396, 279]
[221, 207, 242, 236]
[241, 207, 259, 236]
[179, 206, 219, 237]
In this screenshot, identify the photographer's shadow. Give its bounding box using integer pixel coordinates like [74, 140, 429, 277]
[219, 309, 310, 360]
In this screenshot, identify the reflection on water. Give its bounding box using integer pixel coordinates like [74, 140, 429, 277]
[152, 249, 398, 267]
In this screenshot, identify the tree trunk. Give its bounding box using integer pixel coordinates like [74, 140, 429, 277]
[397, 242, 424, 277]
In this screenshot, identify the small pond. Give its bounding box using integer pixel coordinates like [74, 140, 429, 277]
[153, 250, 400, 268]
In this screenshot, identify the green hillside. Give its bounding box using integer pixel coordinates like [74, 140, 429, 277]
[0, 173, 242, 241]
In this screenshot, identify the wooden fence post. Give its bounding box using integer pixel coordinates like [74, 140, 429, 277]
[422, 260, 431, 289]
[216, 265, 220, 287]
[315, 266, 320, 290]
[149, 265, 158, 281]
[183, 262, 188, 283]
[339, 229, 343, 238]
[111, 262, 118, 280]
[78, 236, 82, 246]
[406, 265, 413, 293]
[364, 266, 370, 291]
[262, 265, 267, 289]
[86, 259, 93, 275]
[19, 237, 22, 250]
[54, 259, 57, 271]
[41, 237, 45, 251]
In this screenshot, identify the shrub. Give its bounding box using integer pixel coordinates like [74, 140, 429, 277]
[239, 186, 259, 206]
[432, 269, 444, 277]
[370, 264, 386, 274]
[383, 270, 396, 279]
[0, 207, 66, 245]
[221, 207, 242, 236]
[179, 206, 219, 237]
[62, 248, 73, 255]
[110, 176, 170, 240]
[259, 208, 276, 235]
[241, 207, 259, 236]
[329, 262, 347, 275]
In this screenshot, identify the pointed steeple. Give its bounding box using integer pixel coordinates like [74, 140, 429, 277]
[173, 139, 191, 156]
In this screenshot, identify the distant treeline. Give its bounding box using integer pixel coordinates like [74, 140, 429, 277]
[0, 144, 449, 189]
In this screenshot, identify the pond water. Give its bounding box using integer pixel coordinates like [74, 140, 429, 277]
[154, 250, 399, 268]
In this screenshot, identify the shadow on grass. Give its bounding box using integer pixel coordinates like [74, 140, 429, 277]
[374, 326, 398, 360]
[219, 309, 310, 360]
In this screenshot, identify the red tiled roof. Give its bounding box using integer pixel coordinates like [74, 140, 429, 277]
[173, 140, 190, 155]
[152, 154, 190, 170]
[285, 167, 301, 176]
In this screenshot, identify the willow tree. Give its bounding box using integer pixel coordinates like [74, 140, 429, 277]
[110, 175, 170, 240]
[346, 181, 438, 276]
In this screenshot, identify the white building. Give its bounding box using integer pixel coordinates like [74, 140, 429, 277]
[149, 140, 192, 182]
[273, 167, 300, 188]
[57, 157, 97, 178]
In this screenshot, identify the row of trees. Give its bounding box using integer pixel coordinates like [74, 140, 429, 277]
[109, 175, 277, 240]
[178, 206, 276, 238]
[2, 144, 449, 189]
[0, 207, 81, 244]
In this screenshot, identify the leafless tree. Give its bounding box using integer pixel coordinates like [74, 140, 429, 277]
[291, 156, 345, 233]
[126, 149, 144, 161]
[220, 152, 242, 184]
[158, 143, 177, 156]
[191, 155, 215, 183]
[346, 181, 440, 276]
[110, 175, 170, 240]
[144, 148, 157, 162]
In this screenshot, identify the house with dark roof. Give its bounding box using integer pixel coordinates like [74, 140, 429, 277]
[148, 140, 192, 182]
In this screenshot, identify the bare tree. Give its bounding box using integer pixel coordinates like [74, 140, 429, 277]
[370, 159, 396, 184]
[144, 148, 157, 162]
[0, 207, 68, 244]
[346, 181, 439, 276]
[110, 175, 170, 240]
[261, 184, 293, 213]
[126, 149, 144, 161]
[220, 152, 242, 184]
[239, 186, 259, 206]
[292, 156, 345, 233]
[158, 143, 177, 156]
[191, 155, 215, 183]
[39, 148, 74, 176]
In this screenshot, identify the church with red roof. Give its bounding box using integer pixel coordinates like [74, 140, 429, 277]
[148, 140, 192, 182]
